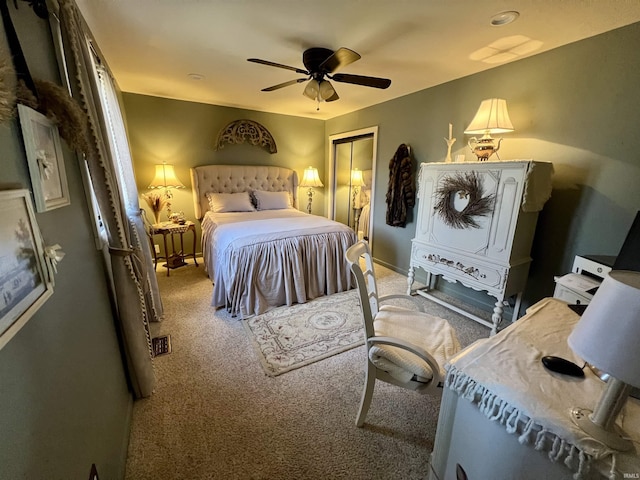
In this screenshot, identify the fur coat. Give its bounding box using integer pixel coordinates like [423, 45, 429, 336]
[385, 144, 415, 227]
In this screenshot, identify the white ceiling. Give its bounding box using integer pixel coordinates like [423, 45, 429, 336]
[76, 1, 640, 120]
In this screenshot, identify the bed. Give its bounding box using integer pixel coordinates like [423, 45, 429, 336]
[191, 165, 357, 317]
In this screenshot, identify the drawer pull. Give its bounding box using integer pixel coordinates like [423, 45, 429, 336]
[426, 253, 481, 280]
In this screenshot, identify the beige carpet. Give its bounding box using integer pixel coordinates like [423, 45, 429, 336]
[125, 258, 489, 480]
[244, 290, 364, 376]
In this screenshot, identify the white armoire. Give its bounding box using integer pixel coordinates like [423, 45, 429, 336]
[407, 160, 553, 334]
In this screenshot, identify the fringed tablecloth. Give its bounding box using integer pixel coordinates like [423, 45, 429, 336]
[445, 298, 640, 479]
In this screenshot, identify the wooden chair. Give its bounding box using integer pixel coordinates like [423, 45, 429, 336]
[345, 240, 462, 427]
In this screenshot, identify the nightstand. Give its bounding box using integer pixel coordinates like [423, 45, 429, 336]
[148, 221, 198, 276]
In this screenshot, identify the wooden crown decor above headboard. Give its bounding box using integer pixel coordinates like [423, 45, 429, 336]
[215, 119, 277, 153]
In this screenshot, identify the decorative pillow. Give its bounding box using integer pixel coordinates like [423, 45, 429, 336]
[206, 192, 255, 213]
[253, 190, 291, 210]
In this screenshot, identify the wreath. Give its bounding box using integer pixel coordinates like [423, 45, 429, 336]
[434, 171, 494, 229]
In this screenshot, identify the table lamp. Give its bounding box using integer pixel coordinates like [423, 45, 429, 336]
[568, 270, 640, 451]
[350, 168, 366, 207]
[464, 98, 514, 161]
[299, 166, 323, 214]
[148, 162, 185, 219]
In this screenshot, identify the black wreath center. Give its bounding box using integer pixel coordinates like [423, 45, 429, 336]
[434, 171, 495, 229]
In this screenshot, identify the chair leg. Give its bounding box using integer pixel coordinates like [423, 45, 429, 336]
[356, 362, 376, 427]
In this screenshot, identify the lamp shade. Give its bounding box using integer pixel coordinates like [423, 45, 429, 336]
[299, 166, 324, 188]
[303, 80, 320, 101]
[351, 168, 366, 187]
[318, 80, 335, 100]
[303, 80, 335, 101]
[568, 271, 640, 388]
[148, 163, 185, 189]
[464, 98, 515, 135]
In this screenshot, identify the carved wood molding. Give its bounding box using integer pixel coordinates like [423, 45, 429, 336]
[214, 119, 277, 153]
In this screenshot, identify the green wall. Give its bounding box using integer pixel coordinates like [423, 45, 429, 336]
[124, 22, 640, 314]
[122, 95, 325, 255]
[0, 6, 131, 479]
[326, 22, 640, 311]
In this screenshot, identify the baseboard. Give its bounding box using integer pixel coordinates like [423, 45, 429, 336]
[372, 257, 408, 276]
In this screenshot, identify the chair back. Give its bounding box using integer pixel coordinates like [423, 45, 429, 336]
[345, 241, 379, 340]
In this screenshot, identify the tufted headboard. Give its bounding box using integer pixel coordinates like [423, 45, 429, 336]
[190, 164, 299, 219]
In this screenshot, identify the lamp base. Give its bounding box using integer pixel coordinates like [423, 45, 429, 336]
[468, 134, 503, 161]
[571, 407, 633, 451]
[306, 188, 313, 215]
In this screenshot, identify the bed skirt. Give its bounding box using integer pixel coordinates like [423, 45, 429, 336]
[212, 230, 356, 317]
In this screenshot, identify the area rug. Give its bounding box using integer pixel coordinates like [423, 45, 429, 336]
[243, 290, 364, 376]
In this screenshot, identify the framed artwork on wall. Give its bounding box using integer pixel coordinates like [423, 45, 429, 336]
[0, 189, 54, 351]
[17, 104, 70, 212]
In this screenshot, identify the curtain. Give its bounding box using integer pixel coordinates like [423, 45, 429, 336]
[56, 0, 161, 398]
[93, 60, 164, 326]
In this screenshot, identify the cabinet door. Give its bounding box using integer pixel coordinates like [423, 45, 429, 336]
[429, 167, 500, 256]
[485, 166, 527, 261]
[415, 166, 437, 241]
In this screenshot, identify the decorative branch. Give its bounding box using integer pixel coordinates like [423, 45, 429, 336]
[141, 192, 168, 223]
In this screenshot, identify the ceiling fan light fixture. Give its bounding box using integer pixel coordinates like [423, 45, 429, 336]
[303, 80, 320, 100]
[318, 80, 335, 101]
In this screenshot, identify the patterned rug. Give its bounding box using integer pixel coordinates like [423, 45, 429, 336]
[242, 290, 364, 376]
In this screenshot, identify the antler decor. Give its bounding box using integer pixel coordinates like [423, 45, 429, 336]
[215, 119, 277, 153]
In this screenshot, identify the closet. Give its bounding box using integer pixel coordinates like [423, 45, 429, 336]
[328, 126, 378, 243]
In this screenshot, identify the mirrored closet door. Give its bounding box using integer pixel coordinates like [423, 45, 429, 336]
[328, 126, 378, 245]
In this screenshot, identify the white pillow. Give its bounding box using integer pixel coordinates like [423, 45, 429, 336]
[206, 192, 255, 213]
[253, 190, 291, 210]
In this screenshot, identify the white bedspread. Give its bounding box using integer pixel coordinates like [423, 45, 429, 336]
[201, 208, 357, 317]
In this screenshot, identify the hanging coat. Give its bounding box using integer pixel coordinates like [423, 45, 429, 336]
[385, 144, 415, 227]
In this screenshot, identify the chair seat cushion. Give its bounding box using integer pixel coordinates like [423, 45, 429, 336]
[369, 305, 461, 383]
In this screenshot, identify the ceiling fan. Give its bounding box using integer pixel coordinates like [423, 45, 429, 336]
[247, 47, 391, 108]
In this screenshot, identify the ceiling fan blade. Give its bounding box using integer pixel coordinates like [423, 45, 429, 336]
[247, 58, 309, 75]
[262, 78, 308, 92]
[319, 47, 361, 73]
[331, 73, 391, 89]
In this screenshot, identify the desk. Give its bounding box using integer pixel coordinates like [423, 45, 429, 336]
[148, 221, 198, 276]
[429, 298, 640, 480]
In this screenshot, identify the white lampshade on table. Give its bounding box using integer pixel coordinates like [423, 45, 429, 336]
[464, 98, 514, 160]
[350, 168, 365, 189]
[147, 162, 185, 220]
[568, 270, 640, 450]
[148, 163, 185, 190]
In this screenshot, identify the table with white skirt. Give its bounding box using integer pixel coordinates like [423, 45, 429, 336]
[429, 298, 640, 480]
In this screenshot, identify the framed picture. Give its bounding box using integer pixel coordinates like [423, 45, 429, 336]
[17, 104, 70, 212]
[0, 190, 54, 351]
